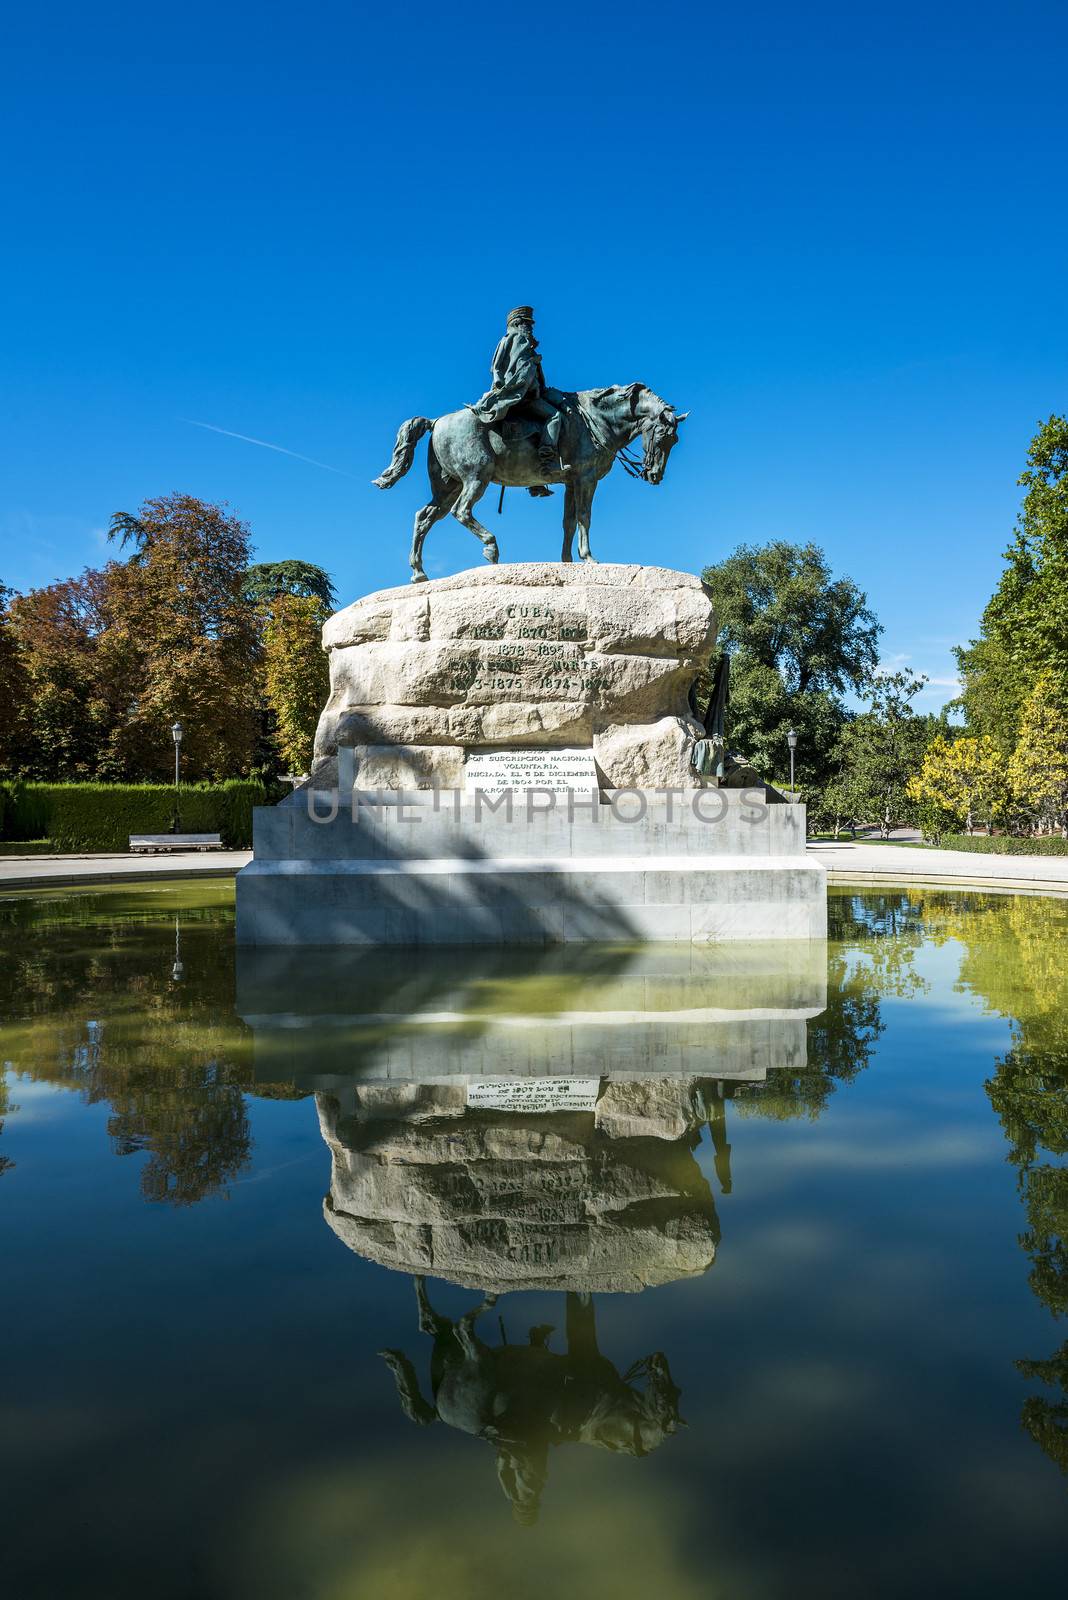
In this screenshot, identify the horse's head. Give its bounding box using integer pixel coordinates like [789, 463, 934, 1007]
[634, 388, 688, 484]
[577, 1351, 685, 1457]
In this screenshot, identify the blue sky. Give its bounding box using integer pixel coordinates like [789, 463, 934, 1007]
[2, 0, 1066, 710]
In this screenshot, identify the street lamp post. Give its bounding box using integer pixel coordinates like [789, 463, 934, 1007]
[171, 720, 183, 833]
[787, 726, 798, 799]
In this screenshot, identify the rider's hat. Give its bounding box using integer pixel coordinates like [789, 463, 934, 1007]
[507, 305, 535, 323]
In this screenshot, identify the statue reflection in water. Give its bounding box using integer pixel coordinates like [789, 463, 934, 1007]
[317, 1080, 739, 1524]
[379, 1279, 684, 1526]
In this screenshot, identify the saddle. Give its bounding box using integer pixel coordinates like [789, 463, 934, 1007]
[487, 415, 541, 452]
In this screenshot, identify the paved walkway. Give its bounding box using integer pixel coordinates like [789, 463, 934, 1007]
[810, 840, 1068, 894]
[2, 842, 1067, 897]
[0, 850, 252, 891]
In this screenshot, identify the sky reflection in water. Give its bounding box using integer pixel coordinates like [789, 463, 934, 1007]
[1, 884, 1066, 1599]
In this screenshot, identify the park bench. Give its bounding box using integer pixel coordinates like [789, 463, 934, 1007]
[128, 833, 224, 854]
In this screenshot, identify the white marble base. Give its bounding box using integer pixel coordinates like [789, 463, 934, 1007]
[237, 789, 827, 945]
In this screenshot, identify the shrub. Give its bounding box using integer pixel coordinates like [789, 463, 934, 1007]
[0, 780, 265, 850]
[940, 833, 1068, 857]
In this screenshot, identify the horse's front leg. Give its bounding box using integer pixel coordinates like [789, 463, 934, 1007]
[452, 476, 499, 565]
[561, 484, 576, 562]
[574, 478, 597, 563]
[414, 1274, 452, 1338]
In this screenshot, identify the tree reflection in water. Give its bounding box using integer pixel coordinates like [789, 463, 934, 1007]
[4, 882, 1068, 1488]
[868, 888, 1068, 1477]
[0, 886, 287, 1205]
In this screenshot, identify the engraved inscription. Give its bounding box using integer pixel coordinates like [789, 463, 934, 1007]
[464, 747, 599, 793]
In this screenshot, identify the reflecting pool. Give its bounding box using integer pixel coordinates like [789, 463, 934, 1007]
[2, 884, 1067, 1598]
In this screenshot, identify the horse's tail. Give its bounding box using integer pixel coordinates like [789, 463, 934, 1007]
[372, 415, 435, 489]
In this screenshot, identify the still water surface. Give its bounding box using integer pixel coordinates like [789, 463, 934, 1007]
[1, 884, 1066, 1598]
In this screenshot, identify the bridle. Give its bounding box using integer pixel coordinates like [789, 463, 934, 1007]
[580, 395, 675, 481]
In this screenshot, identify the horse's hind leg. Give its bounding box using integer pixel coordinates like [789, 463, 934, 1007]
[561, 484, 577, 563]
[452, 478, 499, 565]
[453, 1291, 498, 1357]
[409, 449, 460, 583]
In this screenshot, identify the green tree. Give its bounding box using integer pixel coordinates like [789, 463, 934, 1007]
[831, 670, 930, 837]
[0, 1066, 15, 1177]
[701, 541, 881, 785]
[244, 560, 336, 610]
[956, 416, 1068, 752]
[0, 583, 31, 775]
[1007, 673, 1068, 836]
[907, 732, 1005, 835]
[262, 592, 330, 773]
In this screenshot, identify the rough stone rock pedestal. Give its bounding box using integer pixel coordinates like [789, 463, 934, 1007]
[311, 561, 715, 791]
[236, 561, 827, 945]
[318, 1085, 719, 1293]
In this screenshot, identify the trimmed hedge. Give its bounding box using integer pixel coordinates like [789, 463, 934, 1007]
[0, 782, 51, 842]
[0, 780, 266, 850]
[940, 833, 1068, 856]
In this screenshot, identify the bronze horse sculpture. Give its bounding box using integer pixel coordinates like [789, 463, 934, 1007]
[378, 1276, 684, 1524]
[372, 383, 688, 582]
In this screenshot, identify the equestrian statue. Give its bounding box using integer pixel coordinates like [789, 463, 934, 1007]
[372, 305, 688, 582]
[378, 1277, 684, 1525]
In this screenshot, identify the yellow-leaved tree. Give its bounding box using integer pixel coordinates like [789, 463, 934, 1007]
[906, 733, 1005, 835]
[1008, 673, 1068, 836]
[262, 593, 330, 775]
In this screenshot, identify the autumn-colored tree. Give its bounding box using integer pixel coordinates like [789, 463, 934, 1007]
[262, 592, 330, 773]
[1007, 673, 1068, 836]
[103, 495, 261, 779]
[3, 569, 122, 779]
[906, 732, 1005, 835]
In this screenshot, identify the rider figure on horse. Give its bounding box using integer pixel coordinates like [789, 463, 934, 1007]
[469, 306, 567, 492]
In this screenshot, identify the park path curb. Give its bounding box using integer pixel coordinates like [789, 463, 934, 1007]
[821, 868, 1068, 897]
[811, 840, 1068, 897]
[3, 847, 1068, 898]
[0, 852, 252, 891]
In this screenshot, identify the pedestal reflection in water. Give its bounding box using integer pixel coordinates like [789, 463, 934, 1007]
[6, 887, 1068, 1592]
[237, 940, 826, 1521]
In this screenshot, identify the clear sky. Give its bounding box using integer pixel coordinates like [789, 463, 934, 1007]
[3, 1, 1066, 710]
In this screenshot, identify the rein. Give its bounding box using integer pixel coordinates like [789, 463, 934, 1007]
[615, 444, 648, 480]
